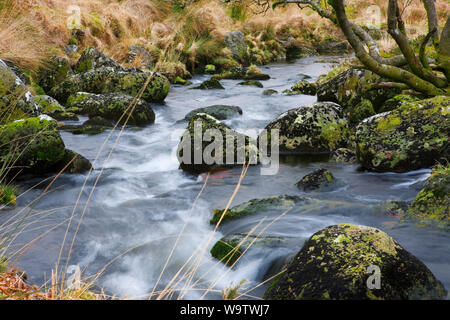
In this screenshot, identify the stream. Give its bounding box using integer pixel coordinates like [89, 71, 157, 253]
[1, 56, 449, 299]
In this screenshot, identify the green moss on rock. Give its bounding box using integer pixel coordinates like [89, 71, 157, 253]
[265, 224, 447, 300]
[355, 96, 450, 172]
[404, 164, 449, 230]
[259, 102, 350, 154]
[296, 168, 341, 192]
[66, 92, 155, 126]
[349, 99, 375, 125]
[211, 233, 284, 266]
[50, 67, 170, 104]
[0, 117, 66, 174]
[177, 113, 258, 173]
[210, 195, 317, 224]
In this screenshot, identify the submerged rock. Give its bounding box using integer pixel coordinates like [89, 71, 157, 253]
[262, 89, 278, 96]
[191, 78, 224, 90]
[356, 96, 449, 172]
[66, 92, 155, 126]
[296, 168, 340, 192]
[0, 60, 40, 122]
[210, 233, 284, 266]
[404, 164, 449, 230]
[317, 68, 401, 112]
[380, 200, 410, 218]
[177, 113, 258, 173]
[73, 47, 125, 73]
[259, 102, 349, 154]
[265, 224, 447, 300]
[210, 195, 316, 224]
[184, 105, 242, 121]
[237, 80, 263, 88]
[50, 67, 170, 104]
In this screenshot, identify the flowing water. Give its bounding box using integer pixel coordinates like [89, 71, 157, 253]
[1, 56, 449, 299]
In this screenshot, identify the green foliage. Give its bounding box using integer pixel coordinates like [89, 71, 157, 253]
[0, 184, 17, 206]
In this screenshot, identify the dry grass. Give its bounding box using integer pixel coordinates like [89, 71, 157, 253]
[2, 0, 446, 73]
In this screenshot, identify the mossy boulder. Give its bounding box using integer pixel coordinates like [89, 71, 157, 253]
[404, 165, 449, 230]
[211, 233, 284, 266]
[265, 224, 447, 300]
[331, 148, 357, 163]
[73, 47, 125, 74]
[380, 94, 422, 113]
[37, 56, 73, 93]
[56, 149, 92, 174]
[0, 60, 40, 122]
[237, 80, 263, 88]
[177, 113, 258, 173]
[355, 96, 449, 172]
[213, 66, 270, 81]
[283, 80, 317, 96]
[184, 105, 242, 121]
[34, 95, 79, 121]
[191, 78, 225, 90]
[34, 95, 64, 114]
[0, 117, 66, 174]
[349, 99, 375, 125]
[210, 195, 317, 224]
[66, 92, 155, 126]
[317, 68, 401, 112]
[50, 67, 170, 104]
[259, 102, 349, 154]
[296, 168, 340, 192]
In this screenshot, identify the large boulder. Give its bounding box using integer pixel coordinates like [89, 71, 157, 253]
[177, 113, 258, 173]
[184, 105, 242, 121]
[66, 92, 155, 126]
[224, 31, 247, 61]
[259, 102, 349, 154]
[50, 67, 170, 104]
[37, 56, 73, 93]
[0, 60, 40, 122]
[404, 164, 449, 230]
[355, 96, 449, 172]
[73, 47, 125, 74]
[265, 224, 447, 300]
[317, 68, 401, 112]
[0, 117, 66, 174]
